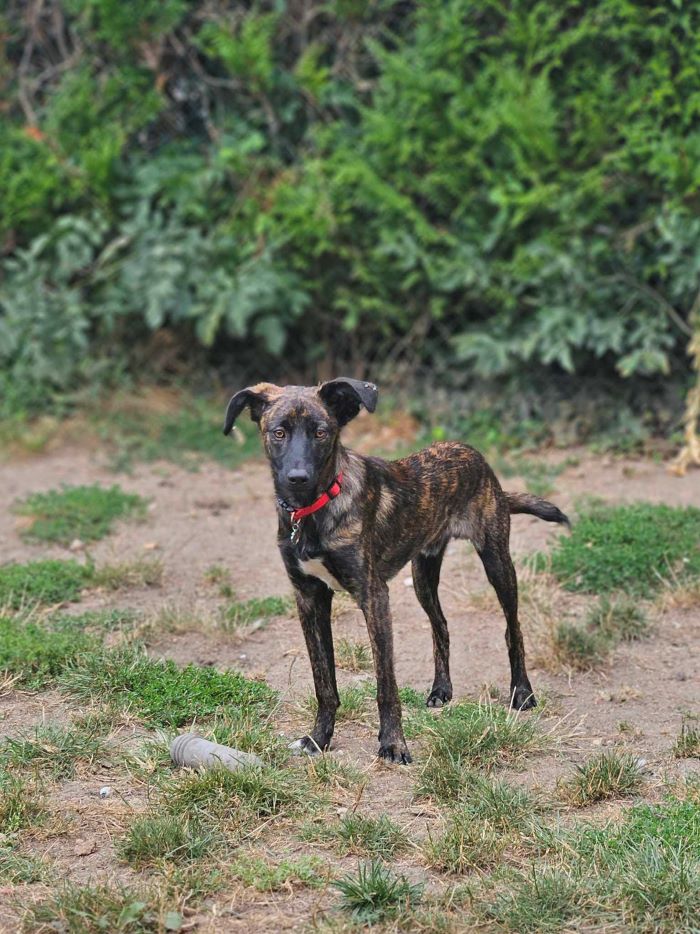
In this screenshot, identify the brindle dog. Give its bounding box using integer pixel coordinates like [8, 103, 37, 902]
[224, 378, 569, 764]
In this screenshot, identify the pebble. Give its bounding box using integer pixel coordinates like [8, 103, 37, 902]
[99, 786, 112, 799]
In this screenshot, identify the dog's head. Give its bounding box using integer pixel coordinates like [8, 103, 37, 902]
[223, 378, 378, 507]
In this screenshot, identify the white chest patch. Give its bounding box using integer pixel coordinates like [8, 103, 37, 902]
[298, 558, 345, 592]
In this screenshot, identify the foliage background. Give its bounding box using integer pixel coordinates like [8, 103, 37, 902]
[1, 0, 699, 431]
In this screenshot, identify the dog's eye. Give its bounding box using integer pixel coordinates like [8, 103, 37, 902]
[272, 428, 286, 441]
[315, 428, 328, 440]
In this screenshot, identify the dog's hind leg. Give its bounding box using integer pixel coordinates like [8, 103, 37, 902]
[476, 525, 536, 711]
[412, 545, 453, 708]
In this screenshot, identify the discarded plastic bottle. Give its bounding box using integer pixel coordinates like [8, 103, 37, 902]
[170, 734, 262, 772]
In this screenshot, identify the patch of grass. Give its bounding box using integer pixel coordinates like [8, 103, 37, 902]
[118, 814, 214, 869]
[51, 607, 139, 633]
[0, 774, 46, 834]
[0, 846, 49, 883]
[674, 715, 700, 759]
[0, 559, 92, 609]
[162, 763, 322, 834]
[481, 799, 700, 933]
[305, 813, 408, 858]
[301, 683, 373, 725]
[333, 860, 423, 925]
[455, 771, 539, 831]
[221, 594, 293, 632]
[587, 595, 650, 642]
[558, 751, 645, 806]
[0, 615, 98, 687]
[1, 716, 111, 779]
[59, 645, 276, 727]
[306, 755, 365, 791]
[423, 813, 506, 874]
[552, 621, 609, 671]
[15, 484, 147, 545]
[336, 639, 373, 672]
[94, 392, 261, 473]
[22, 882, 178, 934]
[91, 557, 163, 591]
[230, 854, 327, 891]
[539, 502, 700, 596]
[207, 708, 288, 766]
[416, 700, 544, 802]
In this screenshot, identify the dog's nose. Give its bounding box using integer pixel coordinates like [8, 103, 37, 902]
[287, 469, 310, 486]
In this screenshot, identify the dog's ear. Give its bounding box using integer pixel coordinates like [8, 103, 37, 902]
[223, 383, 281, 435]
[318, 378, 378, 427]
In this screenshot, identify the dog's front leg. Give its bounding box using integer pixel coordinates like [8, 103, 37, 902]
[290, 577, 339, 755]
[362, 580, 411, 764]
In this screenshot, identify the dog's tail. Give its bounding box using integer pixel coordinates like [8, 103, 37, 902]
[506, 492, 570, 528]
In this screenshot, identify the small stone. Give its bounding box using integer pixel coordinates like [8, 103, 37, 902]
[99, 786, 112, 799]
[69, 538, 84, 552]
[73, 838, 96, 857]
[143, 542, 159, 551]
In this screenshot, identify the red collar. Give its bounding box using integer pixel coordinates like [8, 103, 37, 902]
[278, 472, 343, 542]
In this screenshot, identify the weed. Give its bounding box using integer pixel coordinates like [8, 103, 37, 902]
[118, 814, 214, 868]
[230, 854, 327, 891]
[481, 867, 586, 932]
[456, 771, 539, 831]
[1, 716, 111, 779]
[221, 594, 293, 632]
[306, 813, 408, 858]
[60, 645, 276, 727]
[0, 559, 92, 609]
[674, 715, 700, 759]
[336, 639, 373, 672]
[334, 860, 423, 924]
[0, 846, 48, 883]
[0, 615, 98, 687]
[301, 684, 373, 725]
[15, 484, 147, 545]
[51, 608, 139, 633]
[423, 813, 505, 873]
[91, 558, 163, 591]
[559, 751, 645, 806]
[0, 774, 46, 834]
[539, 503, 700, 596]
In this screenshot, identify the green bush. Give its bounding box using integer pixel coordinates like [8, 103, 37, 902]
[1, 2, 699, 411]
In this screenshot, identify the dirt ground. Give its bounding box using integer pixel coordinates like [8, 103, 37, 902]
[1, 428, 699, 931]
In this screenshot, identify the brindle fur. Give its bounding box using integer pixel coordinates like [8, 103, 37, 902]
[224, 379, 570, 764]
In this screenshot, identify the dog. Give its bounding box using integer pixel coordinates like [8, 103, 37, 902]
[224, 378, 569, 764]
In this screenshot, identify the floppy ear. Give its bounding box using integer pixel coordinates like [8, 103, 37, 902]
[223, 383, 280, 435]
[318, 377, 378, 427]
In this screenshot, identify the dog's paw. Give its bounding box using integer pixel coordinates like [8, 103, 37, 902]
[377, 741, 412, 765]
[511, 686, 537, 711]
[427, 686, 452, 708]
[289, 735, 323, 756]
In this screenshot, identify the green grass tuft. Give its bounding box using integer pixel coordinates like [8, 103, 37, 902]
[0, 774, 46, 834]
[117, 814, 214, 869]
[587, 595, 650, 642]
[221, 594, 293, 632]
[1, 716, 111, 779]
[59, 645, 276, 727]
[539, 503, 700, 596]
[416, 701, 544, 802]
[335, 638, 373, 672]
[552, 622, 610, 671]
[559, 751, 645, 806]
[0, 846, 48, 883]
[423, 813, 506, 874]
[674, 715, 700, 759]
[15, 484, 147, 545]
[333, 860, 423, 925]
[304, 813, 408, 858]
[23, 882, 176, 934]
[0, 615, 98, 687]
[0, 559, 92, 609]
[230, 854, 327, 891]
